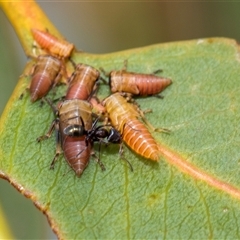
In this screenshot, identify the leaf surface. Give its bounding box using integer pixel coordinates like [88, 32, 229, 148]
[1, 2, 240, 239]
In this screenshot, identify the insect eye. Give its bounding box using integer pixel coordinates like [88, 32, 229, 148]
[108, 129, 121, 143]
[64, 125, 85, 137]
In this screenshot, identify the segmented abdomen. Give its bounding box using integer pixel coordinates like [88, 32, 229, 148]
[123, 119, 160, 161]
[134, 74, 172, 95]
[65, 64, 99, 100]
[29, 55, 61, 102]
[62, 136, 91, 177]
[66, 82, 88, 100]
[104, 93, 160, 161]
[31, 28, 74, 58]
[30, 73, 52, 102]
[65, 82, 87, 100]
[110, 70, 172, 96]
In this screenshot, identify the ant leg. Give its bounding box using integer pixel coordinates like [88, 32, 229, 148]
[91, 150, 106, 171]
[118, 142, 133, 172]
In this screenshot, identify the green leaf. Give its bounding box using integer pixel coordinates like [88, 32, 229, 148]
[2, 1, 240, 238]
[1, 37, 240, 239]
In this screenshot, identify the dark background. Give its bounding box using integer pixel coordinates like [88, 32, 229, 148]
[0, 2, 239, 239]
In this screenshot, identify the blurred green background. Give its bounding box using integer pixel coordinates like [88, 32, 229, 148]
[1, 2, 240, 239]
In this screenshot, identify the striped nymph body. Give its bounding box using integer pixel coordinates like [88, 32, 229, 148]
[103, 93, 160, 161]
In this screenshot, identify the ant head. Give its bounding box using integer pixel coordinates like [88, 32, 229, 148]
[107, 128, 122, 144]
